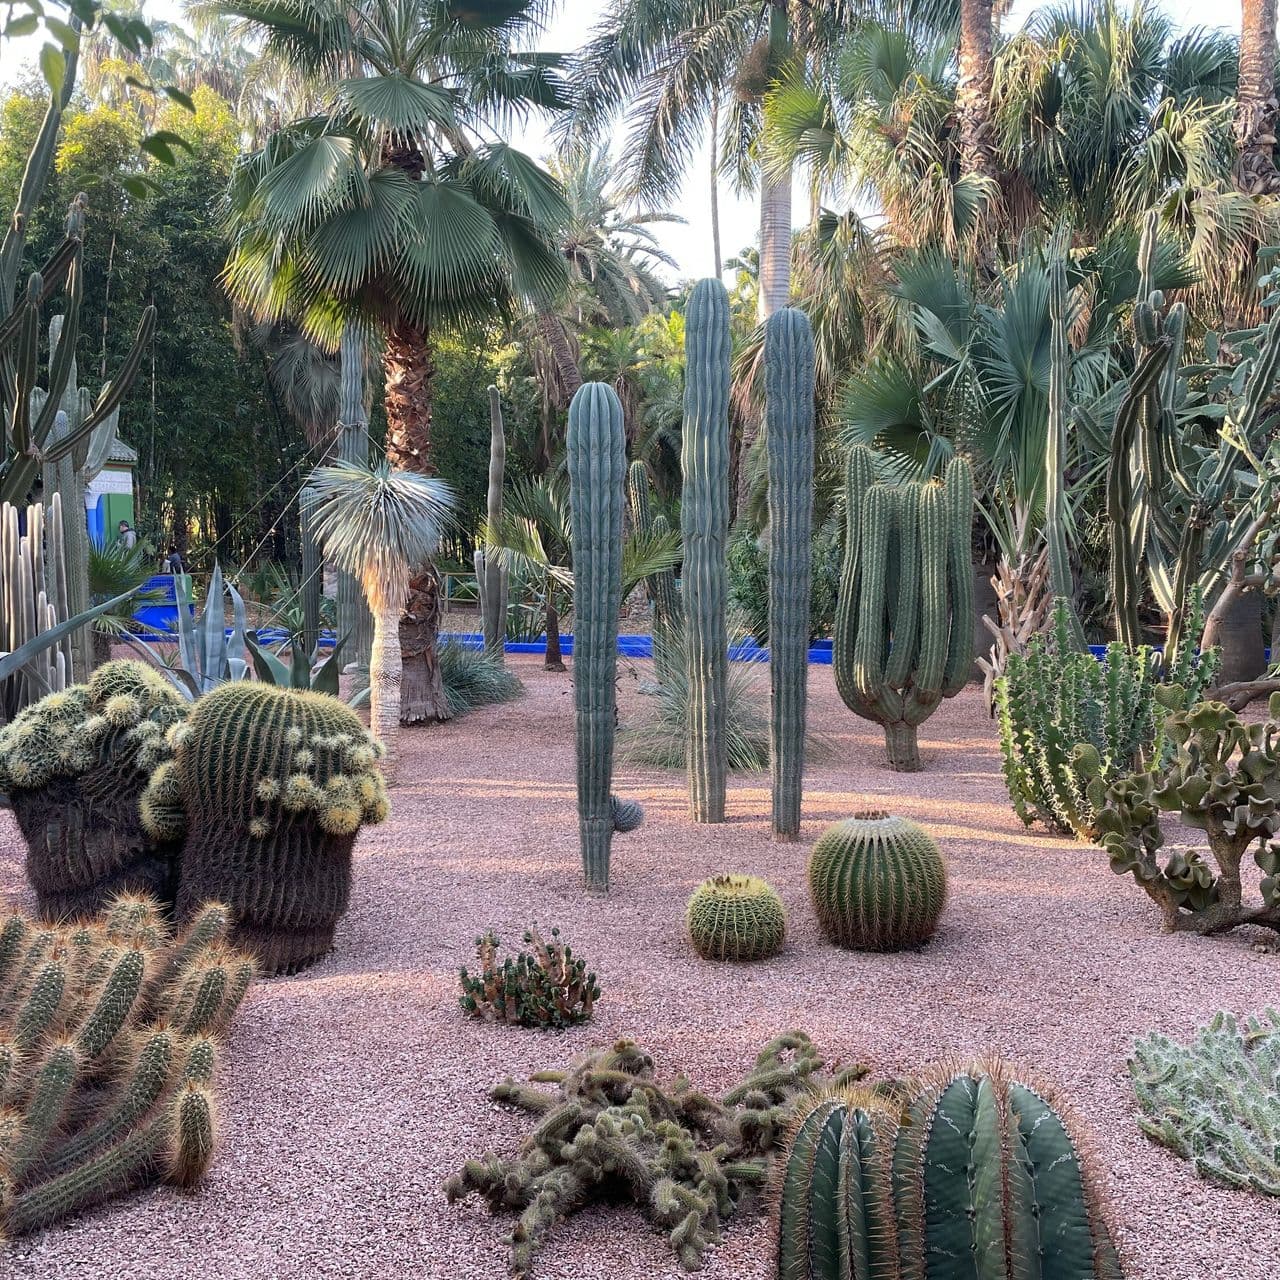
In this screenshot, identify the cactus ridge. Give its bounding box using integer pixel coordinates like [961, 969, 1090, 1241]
[808, 813, 947, 952]
[686, 874, 787, 962]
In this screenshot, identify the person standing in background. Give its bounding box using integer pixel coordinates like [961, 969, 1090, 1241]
[117, 519, 137, 549]
[166, 544, 185, 574]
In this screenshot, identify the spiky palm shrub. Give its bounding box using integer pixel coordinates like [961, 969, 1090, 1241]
[307, 461, 455, 776]
[142, 683, 390, 976]
[438, 641, 523, 718]
[0, 661, 188, 919]
[686, 875, 786, 961]
[0, 893, 253, 1236]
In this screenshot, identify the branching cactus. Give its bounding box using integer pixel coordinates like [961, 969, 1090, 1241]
[458, 926, 598, 1028]
[681, 279, 731, 821]
[833, 448, 975, 771]
[0, 893, 253, 1236]
[141, 683, 390, 974]
[0, 661, 188, 918]
[474, 385, 509, 659]
[764, 307, 815, 839]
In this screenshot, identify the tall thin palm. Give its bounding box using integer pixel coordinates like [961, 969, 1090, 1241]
[307, 461, 454, 771]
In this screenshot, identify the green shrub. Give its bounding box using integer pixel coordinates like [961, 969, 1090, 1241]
[726, 523, 839, 645]
[439, 639, 523, 717]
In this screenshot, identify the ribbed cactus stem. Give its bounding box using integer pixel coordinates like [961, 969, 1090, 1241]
[681, 279, 731, 822]
[474, 385, 509, 659]
[567, 383, 626, 889]
[764, 307, 815, 839]
[334, 323, 373, 670]
[299, 486, 321, 655]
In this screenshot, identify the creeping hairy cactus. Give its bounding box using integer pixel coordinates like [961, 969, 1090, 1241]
[0, 893, 252, 1235]
[808, 812, 947, 951]
[141, 683, 389, 975]
[1130, 1009, 1280, 1197]
[0, 661, 188, 918]
[777, 1060, 1124, 1279]
[686, 874, 786, 962]
[445, 1032, 865, 1279]
[1087, 694, 1280, 936]
[458, 927, 599, 1029]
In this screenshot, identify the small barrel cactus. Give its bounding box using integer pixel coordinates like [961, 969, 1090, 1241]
[686, 874, 786, 961]
[0, 660, 187, 918]
[142, 683, 390, 975]
[807, 811, 947, 951]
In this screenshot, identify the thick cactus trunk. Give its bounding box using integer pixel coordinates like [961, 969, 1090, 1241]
[474, 385, 508, 659]
[764, 308, 814, 839]
[681, 280, 731, 822]
[567, 383, 626, 889]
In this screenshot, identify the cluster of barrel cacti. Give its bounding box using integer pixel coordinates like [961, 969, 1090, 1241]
[807, 812, 947, 951]
[0, 892, 252, 1237]
[776, 1059, 1124, 1279]
[566, 381, 643, 890]
[445, 1031, 853, 1279]
[458, 926, 599, 1029]
[140, 681, 389, 975]
[1086, 695, 1280, 937]
[1130, 1008, 1280, 1197]
[0, 660, 188, 918]
[686, 874, 786, 962]
[833, 447, 975, 771]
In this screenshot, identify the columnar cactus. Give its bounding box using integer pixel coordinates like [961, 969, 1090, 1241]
[0, 893, 253, 1236]
[681, 278, 732, 821]
[776, 1062, 1124, 1280]
[141, 683, 390, 974]
[686, 874, 787, 961]
[566, 383, 640, 890]
[832, 448, 975, 771]
[474, 385, 509, 659]
[807, 811, 947, 951]
[335, 322, 373, 670]
[0, 661, 188, 918]
[764, 307, 815, 838]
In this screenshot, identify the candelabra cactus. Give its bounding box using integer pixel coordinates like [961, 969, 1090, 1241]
[474, 385, 509, 658]
[0, 661, 188, 918]
[0, 893, 253, 1236]
[832, 448, 975, 771]
[681, 278, 731, 822]
[807, 812, 947, 951]
[141, 683, 390, 974]
[776, 1060, 1124, 1279]
[764, 307, 815, 839]
[686, 874, 787, 961]
[567, 382, 641, 890]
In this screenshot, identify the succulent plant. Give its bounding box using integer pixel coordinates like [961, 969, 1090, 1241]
[0, 893, 252, 1236]
[1130, 1008, 1280, 1197]
[141, 682, 390, 975]
[807, 811, 947, 951]
[458, 926, 599, 1029]
[1087, 694, 1280, 936]
[686, 874, 786, 962]
[474, 384, 509, 659]
[776, 1060, 1124, 1279]
[0, 661, 188, 918]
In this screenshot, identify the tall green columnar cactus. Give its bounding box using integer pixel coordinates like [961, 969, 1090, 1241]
[681, 278, 731, 822]
[832, 448, 975, 771]
[335, 323, 373, 669]
[474, 385, 509, 658]
[567, 383, 628, 889]
[142, 683, 390, 974]
[764, 307, 815, 839]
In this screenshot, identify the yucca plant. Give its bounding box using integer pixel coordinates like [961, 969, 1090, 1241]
[439, 640, 523, 718]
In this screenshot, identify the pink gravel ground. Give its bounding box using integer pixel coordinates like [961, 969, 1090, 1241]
[3, 654, 1279, 1279]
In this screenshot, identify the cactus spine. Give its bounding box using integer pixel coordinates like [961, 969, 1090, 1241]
[764, 308, 815, 839]
[567, 383, 627, 889]
[474, 385, 509, 659]
[335, 323, 373, 670]
[833, 448, 975, 771]
[681, 279, 731, 822]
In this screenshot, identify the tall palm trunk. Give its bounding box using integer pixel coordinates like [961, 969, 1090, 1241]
[758, 1, 794, 322]
[710, 99, 723, 278]
[957, 0, 998, 182]
[383, 313, 450, 724]
[368, 601, 403, 775]
[1235, 0, 1280, 194]
[536, 312, 583, 400]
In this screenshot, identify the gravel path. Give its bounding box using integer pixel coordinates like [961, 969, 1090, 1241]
[3, 655, 1278, 1278]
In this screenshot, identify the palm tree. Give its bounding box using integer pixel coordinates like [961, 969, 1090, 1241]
[307, 461, 454, 773]
[221, 0, 571, 724]
[1235, 0, 1280, 193]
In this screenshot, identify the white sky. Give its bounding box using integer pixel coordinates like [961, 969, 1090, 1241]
[0, 0, 1245, 280]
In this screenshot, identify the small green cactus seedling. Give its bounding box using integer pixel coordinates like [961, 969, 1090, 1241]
[686, 874, 786, 961]
[458, 926, 599, 1029]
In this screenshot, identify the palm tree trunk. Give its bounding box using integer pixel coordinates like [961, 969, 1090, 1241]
[383, 313, 451, 724]
[537, 312, 583, 401]
[369, 603, 403, 778]
[1235, 0, 1280, 194]
[957, 0, 998, 183]
[757, 164, 792, 320]
[545, 592, 565, 672]
[710, 99, 723, 278]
